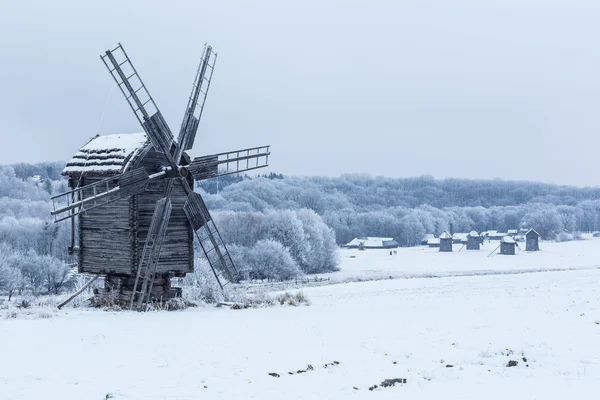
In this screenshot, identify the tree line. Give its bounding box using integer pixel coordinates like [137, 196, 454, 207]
[2, 161, 600, 291]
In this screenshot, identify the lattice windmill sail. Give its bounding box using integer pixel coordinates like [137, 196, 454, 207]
[51, 43, 270, 309]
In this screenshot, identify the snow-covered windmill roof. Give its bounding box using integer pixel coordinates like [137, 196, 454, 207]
[439, 232, 452, 240]
[62, 133, 150, 176]
[526, 229, 539, 237]
[501, 236, 516, 244]
[468, 230, 479, 237]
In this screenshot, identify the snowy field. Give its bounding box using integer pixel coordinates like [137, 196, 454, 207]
[2, 240, 600, 399]
[320, 238, 600, 283]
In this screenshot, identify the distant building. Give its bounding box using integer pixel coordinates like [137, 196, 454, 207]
[593, 232, 600, 238]
[439, 231, 453, 252]
[421, 234, 435, 246]
[466, 231, 480, 250]
[427, 237, 441, 248]
[480, 231, 494, 240]
[525, 229, 540, 251]
[507, 229, 518, 236]
[500, 236, 516, 255]
[488, 232, 508, 241]
[344, 237, 399, 249]
[452, 233, 469, 244]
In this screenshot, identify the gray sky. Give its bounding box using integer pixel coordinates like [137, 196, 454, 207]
[1, 0, 599, 186]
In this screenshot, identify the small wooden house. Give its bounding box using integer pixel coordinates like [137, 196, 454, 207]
[525, 229, 540, 251]
[466, 231, 480, 250]
[439, 231, 453, 252]
[62, 133, 194, 295]
[500, 236, 516, 255]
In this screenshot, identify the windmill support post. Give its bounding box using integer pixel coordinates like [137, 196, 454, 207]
[57, 276, 99, 309]
[487, 244, 501, 257]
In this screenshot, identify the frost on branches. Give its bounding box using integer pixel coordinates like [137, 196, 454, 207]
[213, 208, 339, 281]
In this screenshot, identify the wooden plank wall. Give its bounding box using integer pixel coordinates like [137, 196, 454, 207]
[136, 150, 194, 275]
[78, 177, 134, 275]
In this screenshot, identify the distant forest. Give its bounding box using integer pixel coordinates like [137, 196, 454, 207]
[197, 173, 600, 245]
[198, 173, 600, 209]
[2, 161, 600, 289]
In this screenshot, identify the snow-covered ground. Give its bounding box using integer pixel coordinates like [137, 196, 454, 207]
[2, 240, 600, 399]
[321, 238, 600, 283]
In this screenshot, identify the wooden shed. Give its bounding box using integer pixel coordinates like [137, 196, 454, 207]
[466, 231, 480, 250]
[500, 236, 516, 255]
[62, 133, 193, 296]
[525, 229, 540, 251]
[439, 231, 453, 252]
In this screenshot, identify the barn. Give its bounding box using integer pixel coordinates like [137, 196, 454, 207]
[62, 133, 193, 298]
[344, 237, 399, 249]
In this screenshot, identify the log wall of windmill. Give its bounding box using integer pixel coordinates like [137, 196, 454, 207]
[439, 238, 453, 252]
[77, 177, 135, 275]
[500, 242, 516, 255]
[135, 150, 194, 275]
[466, 236, 480, 250]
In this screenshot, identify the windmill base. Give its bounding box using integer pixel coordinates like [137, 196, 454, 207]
[91, 274, 182, 308]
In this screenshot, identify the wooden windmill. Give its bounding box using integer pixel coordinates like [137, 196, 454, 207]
[50, 43, 270, 309]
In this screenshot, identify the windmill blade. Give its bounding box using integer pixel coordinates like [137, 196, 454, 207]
[175, 44, 217, 164]
[188, 145, 270, 181]
[101, 44, 176, 161]
[183, 192, 238, 286]
[51, 168, 153, 223]
[130, 195, 173, 310]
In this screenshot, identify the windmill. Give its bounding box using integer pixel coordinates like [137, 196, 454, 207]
[50, 43, 270, 310]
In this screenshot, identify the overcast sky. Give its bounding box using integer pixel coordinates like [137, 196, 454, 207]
[1, 0, 599, 186]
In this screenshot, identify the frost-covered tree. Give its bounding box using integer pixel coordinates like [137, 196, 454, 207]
[0, 243, 23, 300]
[521, 209, 562, 240]
[398, 213, 426, 247]
[40, 255, 73, 294]
[295, 208, 339, 273]
[555, 205, 579, 233]
[51, 223, 72, 261]
[243, 239, 302, 281]
[18, 250, 46, 295]
[0, 262, 23, 300]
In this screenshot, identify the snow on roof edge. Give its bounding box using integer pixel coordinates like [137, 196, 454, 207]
[62, 133, 150, 176]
